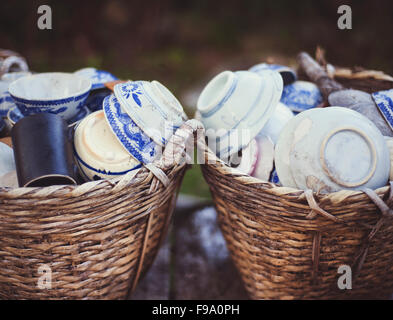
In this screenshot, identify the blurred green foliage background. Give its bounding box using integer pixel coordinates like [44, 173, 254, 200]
[1, 0, 392, 198]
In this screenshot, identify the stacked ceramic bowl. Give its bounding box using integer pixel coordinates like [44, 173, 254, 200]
[197, 64, 298, 182]
[197, 69, 284, 161]
[74, 79, 187, 181]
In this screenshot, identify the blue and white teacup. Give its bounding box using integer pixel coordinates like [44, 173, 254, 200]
[8, 72, 91, 121]
[250, 62, 297, 86]
[372, 89, 393, 131]
[103, 93, 159, 164]
[114, 80, 185, 147]
[280, 80, 323, 113]
[74, 67, 118, 91]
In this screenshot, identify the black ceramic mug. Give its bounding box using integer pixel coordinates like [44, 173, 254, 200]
[11, 113, 77, 187]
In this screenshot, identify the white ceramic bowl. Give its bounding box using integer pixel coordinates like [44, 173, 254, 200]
[114, 80, 185, 146]
[74, 110, 141, 181]
[9, 72, 92, 121]
[275, 110, 313, 188]
[289, 107, 390, 193]
[258, 102, 294, 144]
[198, 70, 283, 158]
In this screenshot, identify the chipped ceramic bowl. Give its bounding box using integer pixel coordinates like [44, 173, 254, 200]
[251, 135, 275, 181]
[280, 80, 323, 113]
[8, 72, 92, 121]
[0, 141, 15, 177]
[7, 105, 90, 129]
[103, 94, 159, 164]
[74, 67, 118, 90]
[114, 80, 185, 146]
[249, 62, 297, 86]
[74, 110, 141, 181]
[289, 107, 390, 193]
[257, 102, 294, 144]
[198, 70, 283, 159]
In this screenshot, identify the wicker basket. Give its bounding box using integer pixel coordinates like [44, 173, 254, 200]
[199, 69, 393, 299]
[201, 142, 393, 299]
[0, 119, 199, 299]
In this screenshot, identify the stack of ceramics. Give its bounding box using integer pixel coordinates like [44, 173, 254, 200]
[74, 79, 187, 181]
[198, 62, 391, 194]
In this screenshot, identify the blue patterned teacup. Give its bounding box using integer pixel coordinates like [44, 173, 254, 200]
[280, 80, 323, 113]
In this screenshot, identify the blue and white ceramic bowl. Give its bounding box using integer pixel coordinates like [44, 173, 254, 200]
[114, 80, 185, 147]
[8, 72, 92, 121]
[103, 94, 158, 164]
[197, 70, 283, 159]
[372, 89, 393, 131]
[280, 80, 323, 113]
[74, 67, 118, 90]
[74, 110, 141, 181]
[7, 105, 90, 128]
[250, 63, 297, 86]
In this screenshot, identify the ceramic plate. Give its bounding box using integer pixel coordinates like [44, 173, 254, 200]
[289, 107, 390, 193]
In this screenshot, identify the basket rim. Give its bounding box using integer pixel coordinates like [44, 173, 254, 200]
[0, 119, 201, 198]
[201, 139, 391, 203]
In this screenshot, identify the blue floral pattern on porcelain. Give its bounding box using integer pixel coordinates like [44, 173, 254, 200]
[103, 94, 158, 164]
[114, 80, 183, 147]
[0, 92, 15, 117]
[74, 68, 118, 90]
[8, 105, 90, 127]
[280, 81, 323, 112]
[372, 89, 393, 131]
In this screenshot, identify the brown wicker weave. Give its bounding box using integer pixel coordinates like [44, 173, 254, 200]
[0, 119, 200, 300]
[201, 141, 393, 300]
